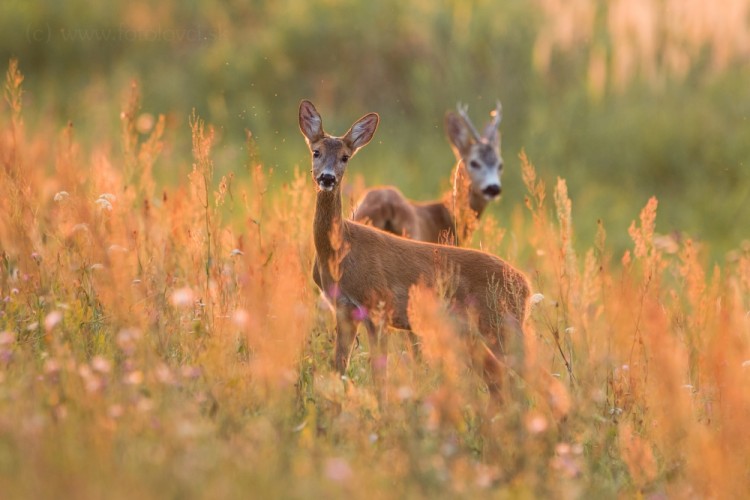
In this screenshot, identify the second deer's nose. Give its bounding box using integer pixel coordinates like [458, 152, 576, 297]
[483, 184, 501, 198]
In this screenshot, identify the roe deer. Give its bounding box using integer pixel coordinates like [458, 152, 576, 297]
[352, 102, 503, 245]
[299, 100, 529, 397]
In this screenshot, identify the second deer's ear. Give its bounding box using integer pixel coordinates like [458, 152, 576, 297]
[344, 112, 379, 153]
[445, 112, 474, 155]
[299, 100, 324, 144]
[483, 126, 500, 148]
[482, 102, 502, 146]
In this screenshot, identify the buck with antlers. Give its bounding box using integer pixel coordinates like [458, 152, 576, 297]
[299, 100, 529, 397]
[352, 102, 503, 245]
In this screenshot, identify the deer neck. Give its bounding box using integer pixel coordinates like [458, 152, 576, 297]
[439, 162, 486, 245]
[468, 186, 488, 219]
[313, 188, 345, 264]
[448, 162, 487, 219]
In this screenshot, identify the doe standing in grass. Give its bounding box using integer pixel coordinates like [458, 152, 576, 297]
[299, 100, 530, 398]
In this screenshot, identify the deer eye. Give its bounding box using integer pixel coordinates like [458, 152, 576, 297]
[313, 150, 321, 158]
[469, 160, 481, 169]
[341, 155, 349, 163]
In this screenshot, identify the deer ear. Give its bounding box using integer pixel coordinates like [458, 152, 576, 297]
[482, 103, 502, 146]
[344, 112, 379, 153]
[483, 126, 500, 147]
[299, 100, 324, 144]
[445, 112, 474, 155]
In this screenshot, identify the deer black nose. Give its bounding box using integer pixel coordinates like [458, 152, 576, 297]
[317, 173, 337, 189]
[483, 184, 501, 198]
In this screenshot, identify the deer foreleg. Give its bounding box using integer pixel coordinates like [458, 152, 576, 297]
[362, 317, 387, 389]
[334, 299, 360, 374]
[481, 344, 504, 400]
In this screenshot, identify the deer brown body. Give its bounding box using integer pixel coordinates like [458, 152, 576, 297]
[300, 100, 529, 395]
[353, 103, 504, 245]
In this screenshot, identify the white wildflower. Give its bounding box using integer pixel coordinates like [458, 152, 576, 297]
[95, 198, 113, 211]
[107, 245, 128, 254]
[0, 331, 15, 346]
[155, 364, 175, 385]
[525, 413, 548, 434]
[108, 404, 124, 419]
[91, 356, 111, 374]
[53, 191, 70, 202]
[396, 385, 414, 401]
[170, 287, 195, 307]
[180, 366, 202, 380]
[43, 358, 61, 376]
[232, 309, 250, 327]
[124, 370, 144, 385]
[136, 398, 153, 413]
[44, 310, 63, 331]
[324, 458, 352, 483]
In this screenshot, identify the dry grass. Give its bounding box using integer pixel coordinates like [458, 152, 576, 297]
[535, 0, 750, 96]
[1, 60, 749, 498]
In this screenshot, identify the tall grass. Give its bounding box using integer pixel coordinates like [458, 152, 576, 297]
[5, 0, 750, 256]
[534, 0, 750, 93]
[1, 60, 749, 498]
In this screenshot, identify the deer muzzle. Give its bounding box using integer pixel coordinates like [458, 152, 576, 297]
[482, 183, 501, 199]
[317, 173, 337, 191]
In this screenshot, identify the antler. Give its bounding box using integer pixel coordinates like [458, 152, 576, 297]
[482, 100, 503, 140]
[456, 102, 481, 142]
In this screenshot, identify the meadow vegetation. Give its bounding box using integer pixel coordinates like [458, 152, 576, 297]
[2, 0, 750, 254]
[1, 0, 750, 497]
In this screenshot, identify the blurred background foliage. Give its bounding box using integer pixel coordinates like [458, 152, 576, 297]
[2, 0, 749, 257]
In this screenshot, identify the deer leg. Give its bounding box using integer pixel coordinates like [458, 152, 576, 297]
[482, 344, 505, 400]
[334, 300, 360, 374]
[477, 313, 511, 402]
[408, 331, 422, 361]
[362, 317, 387, 389]
[480, 312, 527, 402]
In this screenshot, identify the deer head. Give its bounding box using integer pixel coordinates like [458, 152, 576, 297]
[445, 101, 504, 201]
[299, 100, 379, 192]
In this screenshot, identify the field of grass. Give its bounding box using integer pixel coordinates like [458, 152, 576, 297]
[3, 0, 750, 257]
[1, 53, 750, 498]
